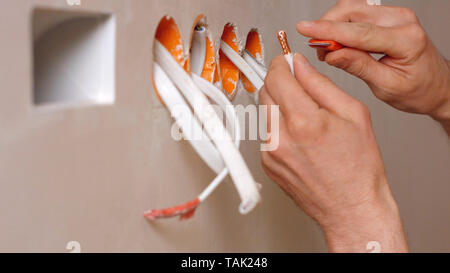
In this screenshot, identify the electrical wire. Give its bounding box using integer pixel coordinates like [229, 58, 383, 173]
[145, 41, 261, 220]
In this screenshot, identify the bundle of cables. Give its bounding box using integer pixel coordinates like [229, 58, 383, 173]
[145, 16, 267, 221]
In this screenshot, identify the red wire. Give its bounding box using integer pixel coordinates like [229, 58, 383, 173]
[144, 198, 201, 221]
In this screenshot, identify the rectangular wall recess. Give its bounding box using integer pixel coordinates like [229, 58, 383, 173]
[32, 8, 116, 107]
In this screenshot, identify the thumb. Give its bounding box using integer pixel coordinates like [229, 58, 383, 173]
[324, 48, 394, 86]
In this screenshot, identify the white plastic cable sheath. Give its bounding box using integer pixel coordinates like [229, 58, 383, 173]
[190, 27, 240, 145]
[220, 41, 264, 90]
[190, 27, 206, 76]
[198, 169, 228, 201]
[192, 74, 241, 202]
[285, 53, 294, 74]
[192, 74, 240, 146]
[153, 63, 225, 174]
[155, 40, 261, 214]
[193, 74, 264, 202]
[156, 24, 242, 202]
[190, 31, 241, 202]
[152, 28, 251, 216]
[154, 66, 239, 204]
[243, 51, 267, 80]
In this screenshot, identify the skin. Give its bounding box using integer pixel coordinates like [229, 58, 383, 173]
[298, 0, 450, 135]
[261, 0, 450, 252]
[260, 54, 408, 253]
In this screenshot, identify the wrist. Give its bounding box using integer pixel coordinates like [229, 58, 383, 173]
[430, 60, 450, 124]
[319, 180, 408, 253]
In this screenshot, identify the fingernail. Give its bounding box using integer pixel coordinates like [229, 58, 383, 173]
[298, 21, 315, 28]
[293, 53, 314, 72]
[317, 50, 326, 62]
[293, 53, 310, 66]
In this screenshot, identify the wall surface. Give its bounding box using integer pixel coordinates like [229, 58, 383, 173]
[0, 0, 448, 253]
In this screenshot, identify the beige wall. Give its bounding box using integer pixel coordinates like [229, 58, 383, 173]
[0, 0, 448, 252]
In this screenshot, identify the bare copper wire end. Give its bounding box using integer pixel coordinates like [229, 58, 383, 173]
[277, 30, 291, 55]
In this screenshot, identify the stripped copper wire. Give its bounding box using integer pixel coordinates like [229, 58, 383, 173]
[277, 30, 292, 55]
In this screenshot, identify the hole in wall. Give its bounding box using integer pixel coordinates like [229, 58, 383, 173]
[219, 23, 240, 100]
[242, 29, 265, 93]
[154, 16, 186, 68]
[32, 8, 115, 107]
[152, 15, 186, 105]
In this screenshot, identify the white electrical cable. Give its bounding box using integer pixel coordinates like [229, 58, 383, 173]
[192, 74, 240, 146]
[285, 53, 294, 74]
[154, 40, 261, 214]
[148, 29, 245, 220]
[192, 74, 242, 202]
[198, 169, 228, 202]
[150, 64, 241, 219]
[190, 27, 240, 143]
[153, 63, 225, 174]
[190, 27, 242, 202]
[190, 26, 207, 76]
[243, 51, 267, 79]
[220, 41, 264, 91]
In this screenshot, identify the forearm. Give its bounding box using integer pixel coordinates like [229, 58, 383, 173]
[320, 182, 409, 253]
[431, 60, 450, 136]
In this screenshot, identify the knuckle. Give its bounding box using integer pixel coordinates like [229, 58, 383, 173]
[325, 54, 347, 68]
[351, 58, 369, 79]
[407, 23, 427, 44]
[372, 90, 392, 103]
[354, 22, 375, 45]
[327, 53, 368, 79]
[317, 110, 330, 129]
[286, 114, 326, 139]
[314, 111, 330, 135]
[286, 116, 308, 136]
[321, 20, 334, 31]
[352, 101, 371, 123]
[399, 7, 419, 22]
[267, 142, 286, 161]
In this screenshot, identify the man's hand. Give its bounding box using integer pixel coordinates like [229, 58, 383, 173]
[260, 53, 408, 253]
[297, 0, 450, 135]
